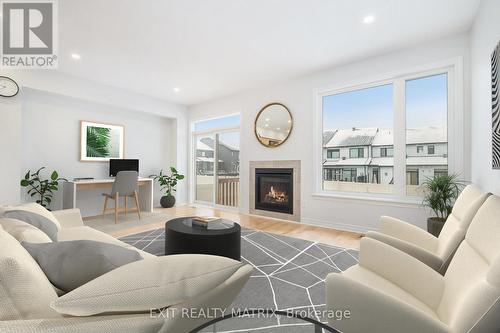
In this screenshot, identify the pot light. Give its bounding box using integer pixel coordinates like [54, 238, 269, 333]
[71, 53, 81, 60]
[363, 15, 375, 24]
[265, 118, 270, 121]
[276, 127, 281, 131]
[173, 87, 180, 93]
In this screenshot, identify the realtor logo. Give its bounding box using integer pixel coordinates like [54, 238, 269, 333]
[1, 0, 58, 68]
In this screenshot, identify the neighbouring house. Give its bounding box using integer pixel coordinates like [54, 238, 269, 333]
[323, 127, 447, 186]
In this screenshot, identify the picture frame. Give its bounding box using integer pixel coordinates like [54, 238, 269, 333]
[80, 121, 124, 162]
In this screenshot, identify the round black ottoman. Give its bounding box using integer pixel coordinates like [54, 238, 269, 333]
[165, 217, 241, 261]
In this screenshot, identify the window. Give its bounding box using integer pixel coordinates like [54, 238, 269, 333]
[319, 66, 459, 200]
[327, 149, 340, 159]
[380, 147, 394, 157]
[406, 73, 448, 196]
[193, 115, 240, 207]
[349, 148, 364, 158]
[322, 83, 393, 193]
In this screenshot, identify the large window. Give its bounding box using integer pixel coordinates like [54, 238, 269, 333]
[322, 83, 394, 194]
[406, 73, 448, 196]
[193, 115, 240, 207]
[320, 68, 455, 199]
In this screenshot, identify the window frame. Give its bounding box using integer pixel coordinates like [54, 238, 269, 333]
[427, 145, 435, 155]
[327, 149, 340, 159]
[313, 58, 465, 203]
[349, 147, 364, 158]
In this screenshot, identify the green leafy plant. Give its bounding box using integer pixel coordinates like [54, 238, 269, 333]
[150, 167, 185, 197]
[20, 167, 67, 209]
[86, 126, 111, 157]
[422, 174, 464, 221]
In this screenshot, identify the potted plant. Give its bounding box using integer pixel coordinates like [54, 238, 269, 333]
[151, 167, 185, 208]
[20, 167, 67, 210]
[421, 174, 463, 237]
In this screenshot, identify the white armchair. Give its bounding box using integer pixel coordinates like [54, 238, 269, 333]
[366, 185, 489, 273]
[326, 195, 500, 333]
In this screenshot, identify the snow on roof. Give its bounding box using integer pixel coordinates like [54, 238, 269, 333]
[324, 127, 446, 147]
[323, 130, 337, 145]
[406, 127, 446, 144]
[197, 141, 213, 151]
[324, 128, 378, 148]
[371, 129, 393, 146]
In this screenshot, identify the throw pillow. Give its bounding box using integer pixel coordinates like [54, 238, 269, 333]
[22, 240, 143, 292]
[51, 254, 246, 316]
[3, 203, 61, 241]
[0, 230, 60, 320]
[0, 218, 52, 243]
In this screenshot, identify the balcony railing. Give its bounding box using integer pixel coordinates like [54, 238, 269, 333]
[217, 177, 240, 207]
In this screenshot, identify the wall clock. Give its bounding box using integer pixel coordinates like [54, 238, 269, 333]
[0, 76, 20, 97]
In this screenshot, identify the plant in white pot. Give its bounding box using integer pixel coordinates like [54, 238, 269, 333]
[151, 167, 185, 208]
[422, 174, 464, 237]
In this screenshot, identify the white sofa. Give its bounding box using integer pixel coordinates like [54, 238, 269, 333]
[0, 207, 252, 333]
[325, 195, 500, 333]
[366, 185, 490, 273]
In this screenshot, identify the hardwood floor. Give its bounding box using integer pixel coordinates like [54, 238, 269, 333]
[155, 205, 363, 249]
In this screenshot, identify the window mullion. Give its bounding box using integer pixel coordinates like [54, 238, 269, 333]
[393, 79, 406, 199]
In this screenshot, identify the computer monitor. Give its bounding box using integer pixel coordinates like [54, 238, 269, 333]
[109, 159, 139, 177]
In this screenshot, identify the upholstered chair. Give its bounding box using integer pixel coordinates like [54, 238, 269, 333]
[366, 185, 489, 273]
[326, 195, 500, 333]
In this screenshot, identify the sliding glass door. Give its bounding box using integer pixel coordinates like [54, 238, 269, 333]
[193, 115, 240, 208]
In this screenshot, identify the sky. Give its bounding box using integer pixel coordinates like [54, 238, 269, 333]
[322, 73, 448, 131]
[195, 114, 241, 150]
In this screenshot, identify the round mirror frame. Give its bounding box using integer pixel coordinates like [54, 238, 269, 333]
[254, 102, 293, 148]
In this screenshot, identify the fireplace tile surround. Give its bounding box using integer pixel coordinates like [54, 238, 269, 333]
[249, 160, 301, 222]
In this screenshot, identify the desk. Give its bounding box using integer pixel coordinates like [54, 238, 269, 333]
[63, 178, 154, 214]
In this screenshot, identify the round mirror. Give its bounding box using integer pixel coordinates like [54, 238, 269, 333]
[254, 103, 293, 147]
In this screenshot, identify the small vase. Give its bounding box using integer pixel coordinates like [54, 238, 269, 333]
[160, 195, 176, 208]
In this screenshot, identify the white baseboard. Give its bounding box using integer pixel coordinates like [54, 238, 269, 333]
[301, 217, 377, 234]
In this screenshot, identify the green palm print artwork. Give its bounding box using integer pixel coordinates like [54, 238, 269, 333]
[86, 126, 111, 157]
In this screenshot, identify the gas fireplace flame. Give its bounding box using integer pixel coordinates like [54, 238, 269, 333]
[266, 186, 287, 203]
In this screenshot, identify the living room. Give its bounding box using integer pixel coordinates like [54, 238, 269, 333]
[1, 0, 500, 332]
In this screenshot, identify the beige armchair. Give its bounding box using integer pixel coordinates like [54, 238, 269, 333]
[326, 195, 500, 333]
[366, 185, 489, 273]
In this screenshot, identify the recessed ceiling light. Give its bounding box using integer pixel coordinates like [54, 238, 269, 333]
[71, 53, 81, 60]
[173, 87, 180, 93]
[265, 118, 270, 121]
[276, 127, 281, 130]
[363, 15, 375, 24]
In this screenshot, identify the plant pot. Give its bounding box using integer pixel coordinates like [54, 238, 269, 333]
[160, 195, 176, 208]
[427, 217, 446, 237]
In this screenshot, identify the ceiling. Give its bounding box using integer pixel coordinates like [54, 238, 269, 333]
[58, 0, 480, 105]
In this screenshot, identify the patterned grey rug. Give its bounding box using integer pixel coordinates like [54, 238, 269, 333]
[120, 228, 358, 332]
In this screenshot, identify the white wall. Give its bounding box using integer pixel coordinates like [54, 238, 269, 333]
[470, 0, 500, 195]
[189, 34, 471, 232]
[20, 88, 176, 216]
[0, 71, 189, 211]
[0, 97, 22, 204]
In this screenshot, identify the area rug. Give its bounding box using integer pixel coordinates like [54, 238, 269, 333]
[120, 228, 358, 332]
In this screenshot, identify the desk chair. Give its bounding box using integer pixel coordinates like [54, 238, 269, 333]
[102, 171, 141, 224]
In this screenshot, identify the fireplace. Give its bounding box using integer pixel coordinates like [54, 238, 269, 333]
[255, 168, 293, 214]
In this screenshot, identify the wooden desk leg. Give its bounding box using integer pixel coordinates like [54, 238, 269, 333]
[134, 191, 141, 220]
[115, 192, 119, 224]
